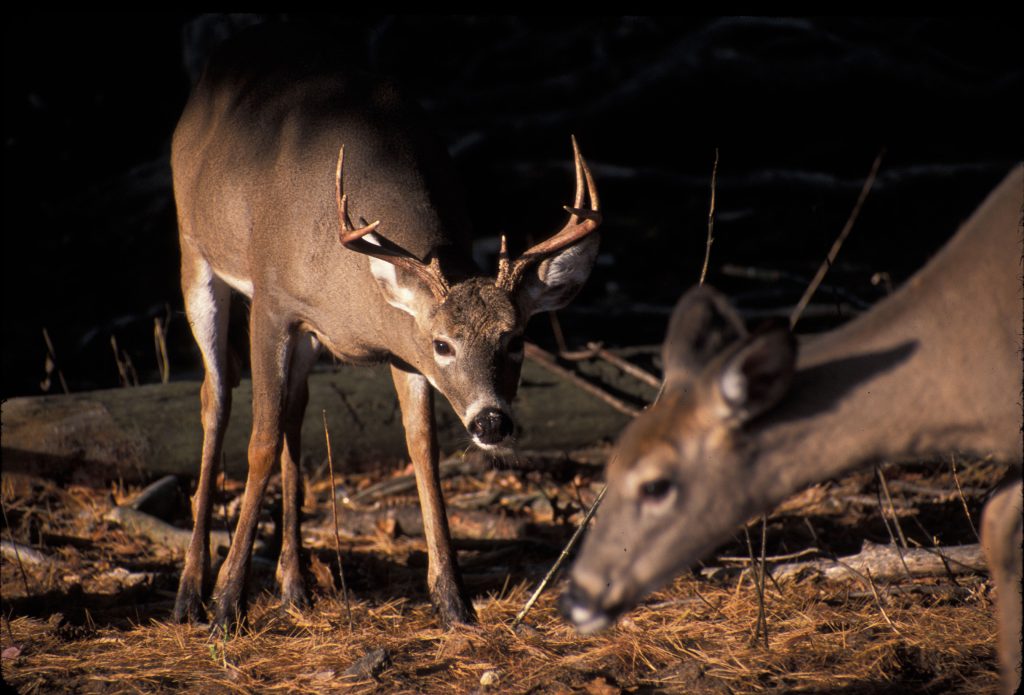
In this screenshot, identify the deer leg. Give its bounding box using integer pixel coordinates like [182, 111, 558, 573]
[981, 477, 1022, 695]
[210, 304, 293, 631]
[276, 332, 321, 610]
[174, 251, 232, 624]
[390, 364, 476, 626]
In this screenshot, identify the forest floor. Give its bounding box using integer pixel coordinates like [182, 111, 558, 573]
[1, 449, 1009, 694]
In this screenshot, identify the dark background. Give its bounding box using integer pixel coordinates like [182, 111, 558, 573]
[3, 14, 1020, 398]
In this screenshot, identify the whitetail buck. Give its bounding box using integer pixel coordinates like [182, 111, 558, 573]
[171, 27, 601, 629]
[564, 166, 1022, 692]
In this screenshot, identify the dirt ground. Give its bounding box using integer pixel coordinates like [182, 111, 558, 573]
[0, 449, 1009, 694]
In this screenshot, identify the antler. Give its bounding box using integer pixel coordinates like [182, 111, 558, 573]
[335, 145, 450, 301]
[496, 135, 602, 291]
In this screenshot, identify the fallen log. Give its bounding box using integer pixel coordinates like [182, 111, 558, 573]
[700, 541, 987, 585]
[2, 361, 630, 482]
[769, 541, 986, 584]
[1, 539, 52, 567]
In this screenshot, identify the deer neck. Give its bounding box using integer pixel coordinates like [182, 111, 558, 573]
[748, 169, 1023, 508]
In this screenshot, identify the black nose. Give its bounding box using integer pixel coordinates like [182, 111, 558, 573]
[468, 408, 513, 444]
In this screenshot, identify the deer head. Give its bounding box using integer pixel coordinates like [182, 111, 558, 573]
[335, 138, 602, 450]
[563, 286, 796, 633]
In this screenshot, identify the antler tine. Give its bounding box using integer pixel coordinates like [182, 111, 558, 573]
[495, 137, 602, 291]
[334, 144, 449, 300]
[335, 145, 381, 241]
[496, 234, 511, 287]
[569, 134, 586, 223]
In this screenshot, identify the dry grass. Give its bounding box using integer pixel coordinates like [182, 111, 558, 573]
[1, 456, 1006, 694]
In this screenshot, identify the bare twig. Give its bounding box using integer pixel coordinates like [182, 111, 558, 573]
[699, 148, 719, 286]
[790, 148, 885, 329]
[41, 327, 70, 394]
[110, 335, 139, 387]
[718, 547, 820, 564]
[525, 342, 640, 417]
[874, 465, 914, 584]
[908, 518, 961, 587]
[0, 499, 31, 595]
[584, 342, 661, 388]
[547, 311, 568, 355]
[323, 410, 352, 630]
[950, 455, 980, 542]
[154, 305, 171, 384]
[512, 484, 607, 628]
[744, 520, 769, 648]
[864, 567, 901, 635]
[557, 341, 660, 389]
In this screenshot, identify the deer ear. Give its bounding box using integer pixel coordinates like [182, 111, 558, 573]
[663, 286, 747, 384]
[715, 325, 796, 423]
[364, 234, 437, 319]
[516, 234, 600, 317]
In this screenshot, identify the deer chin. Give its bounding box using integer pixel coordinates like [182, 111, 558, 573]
[470, 435, 515, 455]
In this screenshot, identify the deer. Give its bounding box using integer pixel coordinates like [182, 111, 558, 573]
[171, 26, 601, 630]
[563, 165, 1023, 693]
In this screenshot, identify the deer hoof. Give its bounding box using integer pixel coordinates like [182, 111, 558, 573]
[432, 584, 477, 627]
[210, 587, 247, 634]
[172, 579, 207, 624]
[279, 578, 310, 611]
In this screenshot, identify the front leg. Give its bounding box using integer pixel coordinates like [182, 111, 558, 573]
[391, 364, 476, 626]
[210, 304, 294, 631]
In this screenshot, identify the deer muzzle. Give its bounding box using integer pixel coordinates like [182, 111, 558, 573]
[560, 575, 623, 635]
[468, 407, 514, 447]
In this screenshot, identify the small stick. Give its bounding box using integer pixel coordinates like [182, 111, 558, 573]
[154, 306, 171, 384]
[864, 566, 901, 635]
[110, 335, 139, 387]
[744, 521, 769, 648]
[874, 465, 915, 584]
[41, 328, 70, 394]
[699, 148, 719, 287]
[718, 547, 819, 564]
[525, 342, 640, 417]
[0, 499, 30, 595]
[876, 466, 910, 549]
[585, 342, 661, 389]
[547, 311, 569, 356]
[322, 410, 352, 630]
[790, 148, 885, 329]
[512, 484, 607, 629]
[950, 455, 980, 542]
[909, 517, 961, 587]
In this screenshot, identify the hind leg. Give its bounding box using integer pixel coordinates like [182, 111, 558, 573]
[277, 332, 321, 609]
[981, 478, 1023, 695]
[174, 244, 233, 623]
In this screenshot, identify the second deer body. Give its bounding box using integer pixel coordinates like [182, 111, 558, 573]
[564, 166, 1022, 692]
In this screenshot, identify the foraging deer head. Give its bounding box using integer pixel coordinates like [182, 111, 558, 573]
[564, 287, 796, 632]
[336, 138, 601, 449]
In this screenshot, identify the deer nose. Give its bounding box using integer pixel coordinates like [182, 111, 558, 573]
[468, 408, 513, 445]
[560, 580, 613, 635]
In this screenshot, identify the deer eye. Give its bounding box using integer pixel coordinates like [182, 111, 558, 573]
[433, 340, 454, 357]
[639, 478, 673, 502]
[507, 335, 524, 354]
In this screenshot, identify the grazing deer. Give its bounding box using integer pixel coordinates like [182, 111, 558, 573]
[171, 27, 601, 629]
[564, 166, 1022, 692]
